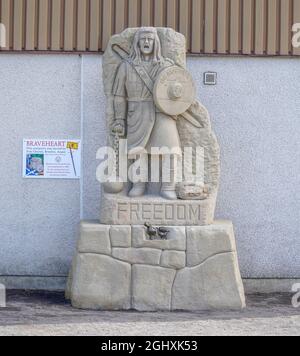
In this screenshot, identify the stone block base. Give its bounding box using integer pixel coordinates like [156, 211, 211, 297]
[67, 220, 246, 311]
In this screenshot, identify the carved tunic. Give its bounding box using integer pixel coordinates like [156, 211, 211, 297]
[112, 60, 181, 154]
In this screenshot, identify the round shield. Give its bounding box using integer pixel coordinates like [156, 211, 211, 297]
[153, 66, 196, 116]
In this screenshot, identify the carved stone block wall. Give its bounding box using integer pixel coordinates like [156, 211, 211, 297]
[67, 221, 245, 311]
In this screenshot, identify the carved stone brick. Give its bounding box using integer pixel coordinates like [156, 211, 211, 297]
[132, 265, 176, 311]
[77, 221, 111, 255]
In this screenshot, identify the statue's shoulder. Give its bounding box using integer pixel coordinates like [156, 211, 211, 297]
[118, 58, 139, 72]
[115, 60, 129, 77]
[156, 58, 178, 74]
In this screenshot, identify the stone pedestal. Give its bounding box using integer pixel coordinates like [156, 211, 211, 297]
[67, 220, 245, 311]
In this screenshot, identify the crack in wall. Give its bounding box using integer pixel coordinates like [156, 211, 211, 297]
[187, 251, 234, 270]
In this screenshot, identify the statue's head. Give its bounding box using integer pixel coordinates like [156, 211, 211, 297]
[130, 27, 163, 64]
[139, 31, 155, 56]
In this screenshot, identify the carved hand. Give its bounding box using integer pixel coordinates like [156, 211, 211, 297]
[112, 120, 125, 137]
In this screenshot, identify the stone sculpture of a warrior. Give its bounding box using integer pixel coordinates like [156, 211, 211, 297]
[112, 27, 182, 200]
[100, 27, 220, 225]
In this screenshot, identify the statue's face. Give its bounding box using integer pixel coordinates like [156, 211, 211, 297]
[139, 32, 155, 55]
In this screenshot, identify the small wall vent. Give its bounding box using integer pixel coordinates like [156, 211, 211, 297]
[204, 72, 217, 85]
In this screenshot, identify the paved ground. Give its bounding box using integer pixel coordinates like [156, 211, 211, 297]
[0, 291, 299, 336]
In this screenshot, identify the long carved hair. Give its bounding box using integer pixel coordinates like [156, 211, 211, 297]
[129, 27, 164, 65]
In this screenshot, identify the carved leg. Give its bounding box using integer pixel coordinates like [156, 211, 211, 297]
[161, 155, 177, 200]
[161, 182, 177, 200]
[128, 182, 146, 197]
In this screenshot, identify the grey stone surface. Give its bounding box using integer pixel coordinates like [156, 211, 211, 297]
[71, 254, 131, 310]
[243, 279, 300, 294]
[77, 222, 111, 255]
[132, 265, 176, 311]
[1, 276, 299, 294]
[0, 277, 68, 291]
[160, 250, 186, 270]
[112, 248, 161, 265]
[132, 225, 186, 251]
[172, 252, 245, 311]
[110, 226, 131, 248]
[186, 220, 236, 267]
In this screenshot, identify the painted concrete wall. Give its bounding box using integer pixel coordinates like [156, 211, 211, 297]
[0, 54, 299, 283]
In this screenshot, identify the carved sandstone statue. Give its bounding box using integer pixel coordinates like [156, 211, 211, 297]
[100, 27, 220, 225]
[66, 28, 245, 312]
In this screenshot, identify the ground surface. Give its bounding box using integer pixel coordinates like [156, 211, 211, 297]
[0, 291, 299, 336]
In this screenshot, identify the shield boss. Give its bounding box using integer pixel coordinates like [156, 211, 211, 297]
[153, 66, 196, 116]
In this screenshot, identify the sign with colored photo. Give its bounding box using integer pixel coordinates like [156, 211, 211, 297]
[23, 139, 81, 179]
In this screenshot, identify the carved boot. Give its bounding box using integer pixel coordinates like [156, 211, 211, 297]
[128, 182, 146, 197]
[161, 182, 177, 200]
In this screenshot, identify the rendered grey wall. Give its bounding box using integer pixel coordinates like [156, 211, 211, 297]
[0, 55, 81, 277]
[188, 57, 300, 278]
[0, 54, 299, 280]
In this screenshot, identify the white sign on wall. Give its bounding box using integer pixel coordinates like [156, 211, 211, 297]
[23, 139, 81, 179]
